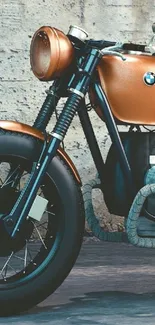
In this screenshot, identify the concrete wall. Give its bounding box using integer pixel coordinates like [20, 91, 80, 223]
[0, 0, 154, 230]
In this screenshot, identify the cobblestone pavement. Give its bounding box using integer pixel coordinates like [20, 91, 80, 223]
[1, 240, 155, 324]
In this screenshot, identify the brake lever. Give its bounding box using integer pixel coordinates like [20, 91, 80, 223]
[100, 43, 126, 61]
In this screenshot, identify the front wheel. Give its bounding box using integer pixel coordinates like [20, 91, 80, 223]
[0, 130, 84, 315]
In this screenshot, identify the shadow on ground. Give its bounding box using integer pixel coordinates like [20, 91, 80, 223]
[2, 242, 155, 324]
[2, 291, 155, 325]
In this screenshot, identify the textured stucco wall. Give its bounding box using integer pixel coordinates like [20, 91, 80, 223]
[0, 0, 154, 230]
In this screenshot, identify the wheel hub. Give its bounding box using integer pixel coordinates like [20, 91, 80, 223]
[0, 187, 34, 256]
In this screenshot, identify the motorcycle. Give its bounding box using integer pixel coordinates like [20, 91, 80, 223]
[0, 23, 155, 315]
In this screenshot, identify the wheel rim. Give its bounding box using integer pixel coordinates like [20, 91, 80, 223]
[0, 157, 64, 287]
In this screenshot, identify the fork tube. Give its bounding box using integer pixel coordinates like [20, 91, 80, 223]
[78, 101, 106, 188]
[33, 80, 60, 131]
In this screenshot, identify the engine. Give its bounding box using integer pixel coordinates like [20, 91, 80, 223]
[104, 131, 155, 217]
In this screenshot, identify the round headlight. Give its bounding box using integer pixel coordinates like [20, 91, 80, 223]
[30, 26, 75, 81]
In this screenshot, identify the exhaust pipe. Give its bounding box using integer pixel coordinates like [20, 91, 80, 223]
[127, 183, 155, 248]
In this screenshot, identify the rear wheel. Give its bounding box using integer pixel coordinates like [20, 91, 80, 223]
[0, 130, 84, 315]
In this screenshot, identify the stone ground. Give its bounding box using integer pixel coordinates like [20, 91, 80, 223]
[1, 240, 155, 324]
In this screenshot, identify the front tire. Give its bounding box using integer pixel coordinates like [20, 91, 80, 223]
[0, 130, 84, 315]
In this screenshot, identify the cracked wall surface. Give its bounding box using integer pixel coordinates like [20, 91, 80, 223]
[0, 0, 154, 231]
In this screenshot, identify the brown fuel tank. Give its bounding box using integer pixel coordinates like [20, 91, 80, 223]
[91, 53, 155, 125]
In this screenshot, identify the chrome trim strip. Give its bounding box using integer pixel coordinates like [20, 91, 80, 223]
[69, 88, 84, 98]
[51, 132, 63, 141]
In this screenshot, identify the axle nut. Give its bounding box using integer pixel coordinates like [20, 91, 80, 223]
[6, 218, 14, 227]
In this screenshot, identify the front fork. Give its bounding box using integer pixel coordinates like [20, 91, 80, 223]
[4, 48, 103, 238]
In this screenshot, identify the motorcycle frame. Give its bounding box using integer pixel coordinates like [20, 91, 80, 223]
[78, 80, 135, 196]
[3, 46, 136, 237]
[90, 81, 134, 192]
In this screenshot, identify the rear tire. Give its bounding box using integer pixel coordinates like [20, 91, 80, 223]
[0, 130, 84, 315]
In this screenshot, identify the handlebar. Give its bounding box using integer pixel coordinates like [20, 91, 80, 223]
[123, 43, 145, 52]
[87, 39, 146, 53]
[68, 25, 146, 54]
[87, 40, 116, 49]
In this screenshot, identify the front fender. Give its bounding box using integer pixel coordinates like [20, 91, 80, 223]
[0, 120, 81, 185]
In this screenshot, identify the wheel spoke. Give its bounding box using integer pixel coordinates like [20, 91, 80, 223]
[1, 272, 6, 281]
[23, 241, 28, 272]
[27, 243, 37, 266]
[7, 264, 17, 274]
[4, 265, 8, 278]
[1, 258, 18, 280]
[0, 177, 3, 185]
[32, 221, 48, 250]
[45, 210, 55, 216]
[1, 166, 19, 188]
[14, 255, 25, 261]
[35, 221, 48, 231]
[0, 252, 14, 276]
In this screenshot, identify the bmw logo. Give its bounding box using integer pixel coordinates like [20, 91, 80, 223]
[143, 72, 155, 86]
